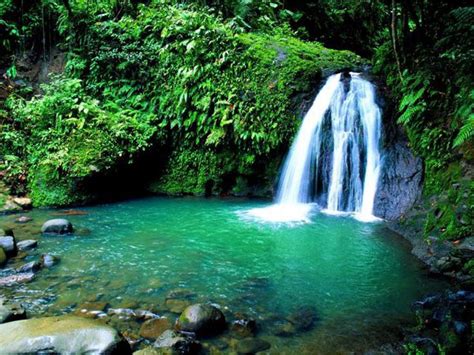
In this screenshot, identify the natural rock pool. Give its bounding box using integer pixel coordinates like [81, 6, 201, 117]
[0, 197, 447, 353]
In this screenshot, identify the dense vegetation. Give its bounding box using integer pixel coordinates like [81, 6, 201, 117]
[0, 1, 472, 236]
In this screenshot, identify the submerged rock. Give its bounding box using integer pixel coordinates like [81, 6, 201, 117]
[16, 261, 42, 273]
[287, 305, 318, 332]
[232, 318, 257, 338]
[176, 304, 226, 336]
[41, 218, 73, 235]
[154, 329, 200, 354]
[0, 299, 26, 324]
[0, 273, 35, 286]
[235, 337, 271, 354]
[166, 299, 191, 314]
[15, 216, 33, 223]
[17, 239, 38, 251]
[0, 315, 131, 353]
[139, 317, 171, 339]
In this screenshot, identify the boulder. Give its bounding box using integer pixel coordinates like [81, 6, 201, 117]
[0, 236, 17, 256]
[41, 219, 73, 235]
[17, 239, 38, 251]
[0, 315, 131, 353]
[0, 247, 6, 266]
[175, 304, 226, 336]
[0, 299, 26, 324]
[40, 253, 60, 268]
[13, 197, 32, 209]
[235, 338, 271, 354]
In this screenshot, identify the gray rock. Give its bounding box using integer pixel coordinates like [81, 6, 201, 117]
[154, 329, 200, 354]
[0, 299, 26, 323]
[0, 315, 130, 353]
[175, 303, 226, 336]
[40, 254, 60, 268]
[374, 141, 423, 220]
[17, 239, 38, 251]
[436, 256, 462, 272]
[0, 236, 17, 256]
[236, 338, 271, 354]
[16, 261, 42, 273]
[41, 219, 73, 235]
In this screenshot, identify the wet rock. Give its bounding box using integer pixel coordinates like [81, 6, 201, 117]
[0, 299, 26, 323]
[166, 299, 191, 314]
[139, 317, 172, 339]
[135, 309, 159, 320]
[40, 253, 60, 268]
[17, 239, 38, 251]
[108, 308, 138, 320]
[13, 197, 32, 209]
[232, 318, 257, 338]
[287, 305, 318, 332]
[0, 273, 35, 286]
[154, 329, 201, 354]
[374, 141, 423, 220]
[76, 301, 110, 318]
[0, 315, 131, 353]
[41, 218, 73, 235]
[0, 247, 6, 266]
[436, 256, 462, 272]
[16, 261, 42, 273]
[235, 337, 271, 354]
[0, 236, 17, 256]
[15, 216, 33, 223]
[176, 304, 226, 336]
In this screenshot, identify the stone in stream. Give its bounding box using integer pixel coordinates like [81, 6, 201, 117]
[175, 303, 226, 336]
[17, 239, 38, 251]
[0, 247, 6, 266]
[154, 329, 201, 353]
[139, 317, 172, 339]
[0, 273, 35, 286]
[41, 218, 73, 235]
[0, 298, 26, 324]
[0, 315, 131, 353]
[16, 261, 42, 273]
[0, 235, 17, 256]
[235, 337, 271, 354]
[15, 215, 33, 223]
[40, 253, 60, 268]
[231, 317, 257, 338]
[13, 197, 32, 209]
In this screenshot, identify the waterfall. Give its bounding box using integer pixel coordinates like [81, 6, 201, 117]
[248, 72, 382, 223]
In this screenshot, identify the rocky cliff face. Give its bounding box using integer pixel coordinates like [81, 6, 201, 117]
[374, 137, 423, 220]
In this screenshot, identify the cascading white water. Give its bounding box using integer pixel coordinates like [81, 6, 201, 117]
[248, 72, 382, 222]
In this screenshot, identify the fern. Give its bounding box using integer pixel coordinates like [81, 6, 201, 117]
[453, 115, 474, 147]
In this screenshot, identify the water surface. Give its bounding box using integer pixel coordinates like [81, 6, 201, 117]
[0, 197, 446, 353]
